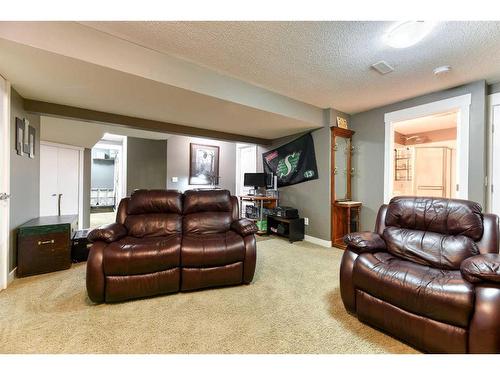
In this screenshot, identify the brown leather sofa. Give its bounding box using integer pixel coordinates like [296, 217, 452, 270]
[340, 196, 500, 353]
[86, 189, 258, 303]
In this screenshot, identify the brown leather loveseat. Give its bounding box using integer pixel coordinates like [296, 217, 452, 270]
[86, 189, 258, 303]
[340, 196, 500, 353]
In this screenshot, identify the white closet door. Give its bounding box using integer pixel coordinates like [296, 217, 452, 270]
[40, 144, 59, 216]
[57, 147, 80, 215]
[492, 105, 500, 216]
[40, 144, 80, 217]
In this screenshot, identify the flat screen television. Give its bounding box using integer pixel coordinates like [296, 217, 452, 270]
[244, 173, 270, 189]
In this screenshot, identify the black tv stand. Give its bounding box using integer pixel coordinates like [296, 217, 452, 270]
[267, 215, 305, 243]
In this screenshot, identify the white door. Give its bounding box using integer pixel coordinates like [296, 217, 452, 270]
[492, 105, 500, 216]
[0, 76, 10, 290]
[40, 145, 59, 216]
[236, 145, 257, 196]
[40, 143, 80, 217]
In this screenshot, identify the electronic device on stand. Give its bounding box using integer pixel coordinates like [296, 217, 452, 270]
[244, 172, 272, 196]
[240, 172, 278, 234]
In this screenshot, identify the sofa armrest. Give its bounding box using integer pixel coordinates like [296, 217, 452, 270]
[461, 254, 500, 284]
[88, 223, 127, 243]
[231, 219, 258, 236]
[343, 231, 386, 253]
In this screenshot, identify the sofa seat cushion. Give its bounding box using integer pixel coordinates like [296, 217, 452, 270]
[181, 231, 245, 267]
[353, 252, 474, 328]
[103, 235, 181, 276]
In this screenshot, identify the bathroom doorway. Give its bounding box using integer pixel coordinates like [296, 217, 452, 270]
[384, 94, 471, 202]
[392, 111, 457, 199]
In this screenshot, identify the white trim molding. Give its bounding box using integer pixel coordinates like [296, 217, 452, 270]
[8, 267, 16, 285]
[304, 235, 332, 248]
[383, 94, 471, 203]
[0, 76, 10, 291]
[488, 92, 500, 215]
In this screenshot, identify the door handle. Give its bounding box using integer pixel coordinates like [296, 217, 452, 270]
[0, 193, 10, 200]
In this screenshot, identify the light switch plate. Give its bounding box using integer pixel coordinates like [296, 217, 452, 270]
[171, 177, 178, 183]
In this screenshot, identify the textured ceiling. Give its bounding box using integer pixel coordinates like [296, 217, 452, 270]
[394, 112, 457, 135]
[0, 38, 315, 140]
[82, 21, 500, 113]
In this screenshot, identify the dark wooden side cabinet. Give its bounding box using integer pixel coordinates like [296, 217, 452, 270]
[267, 215, 305, 243]
[17, 215, 78, 277]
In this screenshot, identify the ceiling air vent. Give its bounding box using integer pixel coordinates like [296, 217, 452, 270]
[371, 61, 394, 75]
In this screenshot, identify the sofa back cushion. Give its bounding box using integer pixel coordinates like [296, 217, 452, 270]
[125, 213, 182, 237]
[383, 197, 483, 269]
[385, 196, 483, 240]
[183, 190, 233, 234]
[127, 189, 182, 215]
[124, 190, 182, 237]
[383, 226, 480, 270]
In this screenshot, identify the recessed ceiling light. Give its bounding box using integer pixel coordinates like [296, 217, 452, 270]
[433, 65, 451, 75]
[383, 21, 437, 49]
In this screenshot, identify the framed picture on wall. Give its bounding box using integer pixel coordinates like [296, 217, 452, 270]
[15, 117, 24, 156]
[23, 118, 30, 154]
[28, 126, 36, 159]
[189, 143, 220, 185]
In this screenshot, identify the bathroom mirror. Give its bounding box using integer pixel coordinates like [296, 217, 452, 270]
[331, 127, 355, 202]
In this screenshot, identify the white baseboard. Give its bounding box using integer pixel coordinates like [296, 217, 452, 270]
[7, 267, 16, 285]
[304, 235, 332, 248]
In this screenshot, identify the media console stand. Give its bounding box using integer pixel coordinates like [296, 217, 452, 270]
[267, 215, 304, 243]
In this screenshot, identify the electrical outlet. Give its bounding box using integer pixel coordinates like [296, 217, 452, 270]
[304, 217, 309, 226]
[171, 177, 178, 183]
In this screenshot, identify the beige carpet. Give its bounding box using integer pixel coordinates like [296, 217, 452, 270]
[0, 237, 417, 354]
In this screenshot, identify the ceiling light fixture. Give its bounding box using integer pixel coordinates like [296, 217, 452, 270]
[433, 65, 452, 75]
[383, 21, 436, 49]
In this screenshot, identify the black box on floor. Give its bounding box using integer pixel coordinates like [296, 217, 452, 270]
[71, 229, 92, 263]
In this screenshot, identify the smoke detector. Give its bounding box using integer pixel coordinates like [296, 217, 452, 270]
[372, 61, 394, 75]
[433, 65, 452, 76]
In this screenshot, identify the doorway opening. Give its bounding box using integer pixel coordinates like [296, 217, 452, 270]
[235, 143, 257, 215]
[384, 94, 471, 202]
[392, 111, 457, 198]
[90, 133, 127, 228]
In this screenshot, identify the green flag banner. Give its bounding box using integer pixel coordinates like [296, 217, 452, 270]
[262, 133, 319, 187]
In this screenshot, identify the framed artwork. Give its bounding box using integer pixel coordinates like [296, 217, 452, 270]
[337, 116, 348, 129]
[28, 126, 36, 159]
[189, 143, 220, 185]
[23, 118, 30, 154]
[15, 117, 24, 155]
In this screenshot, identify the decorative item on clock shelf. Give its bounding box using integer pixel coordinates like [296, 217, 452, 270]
[336, 116, 349, 129]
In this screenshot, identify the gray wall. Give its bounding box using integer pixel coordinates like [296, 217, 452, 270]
[91, 159, 115, 189]
[488, 82, 500, 95]
[127, 137, 168, 195]
[9, 89, 40, 271]
[256, 108, 349, 241]
[350, 80, 487, 231]
[166, 135, 237, 194]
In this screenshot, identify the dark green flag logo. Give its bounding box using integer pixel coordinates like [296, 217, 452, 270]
[262, 133, 319, 187]
[276, 152, 301, 178]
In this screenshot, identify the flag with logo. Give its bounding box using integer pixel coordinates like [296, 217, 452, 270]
[262, 133, 319, 187]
